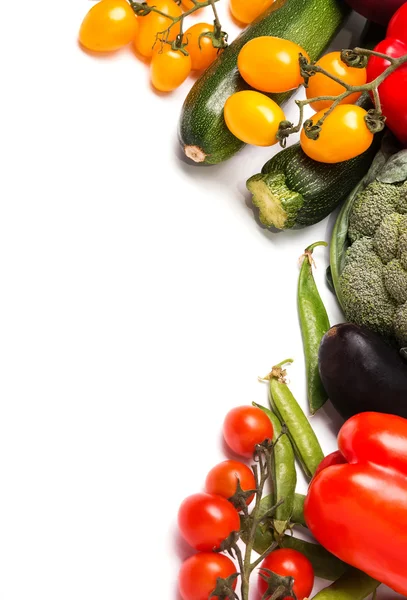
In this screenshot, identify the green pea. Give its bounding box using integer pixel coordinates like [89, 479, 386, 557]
[311, 568, 379, 599]
[253, 402, 296, 534]
[298, 241, 330, 415]
[268, 359, 324, 479]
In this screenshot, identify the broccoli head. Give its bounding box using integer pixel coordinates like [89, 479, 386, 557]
[340, 180, 407, 348]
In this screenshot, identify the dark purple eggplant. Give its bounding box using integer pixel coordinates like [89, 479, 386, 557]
[319, 323, 407, 421]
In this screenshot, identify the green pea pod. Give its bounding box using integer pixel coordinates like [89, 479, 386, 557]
[298, 242, 330, 414]
[268, 360, 324, 479]
[252, 528, 348, 581]
[253, 402, 297, 534]
[311, 568, 379, 599]
[292, 493, 306, 526]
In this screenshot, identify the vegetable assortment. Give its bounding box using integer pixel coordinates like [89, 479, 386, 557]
[78, 1, 407, 598]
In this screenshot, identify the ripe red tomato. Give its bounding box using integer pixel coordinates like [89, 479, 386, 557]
[223, 406, 273, 457]
[205, 460, 256, 505]
[179, 553, 237, 600]
[258, 549, 314, 600]
[178, 493, 240, 551]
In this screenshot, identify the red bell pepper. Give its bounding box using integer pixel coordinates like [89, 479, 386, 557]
[345, 0, 405, 25]
[304, 412, 407, 596]
[367, 3, 407, 146]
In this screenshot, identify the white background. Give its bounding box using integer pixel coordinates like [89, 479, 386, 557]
[0, 2, 404, 599]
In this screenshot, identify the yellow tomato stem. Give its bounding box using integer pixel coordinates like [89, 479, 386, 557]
[278, 49, 407, 146]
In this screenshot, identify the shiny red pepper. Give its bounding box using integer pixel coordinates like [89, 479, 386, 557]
[367, 3, 407, 146]
[304, 412, 407, 596]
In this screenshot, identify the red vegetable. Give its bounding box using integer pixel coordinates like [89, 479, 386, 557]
[304, 412, 407, 596]
[313, 450, 346, 478]
[344, 0, 405, 25]
[178, 492, 240, 551]
[179, 553, 237, 600]
[223, 406, 274, 458]
[366, 3, 407, 146]
[258, 549, 314, 600]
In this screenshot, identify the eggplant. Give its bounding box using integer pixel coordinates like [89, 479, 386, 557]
[319, 323, 407, 421]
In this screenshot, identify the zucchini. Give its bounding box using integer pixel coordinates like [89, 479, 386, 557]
[179, 0, 350, 165]
[246, 135, 380, 230]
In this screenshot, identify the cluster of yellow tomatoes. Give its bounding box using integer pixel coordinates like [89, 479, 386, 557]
[79, 0, 276, 92]
[223, 36, 372, 163]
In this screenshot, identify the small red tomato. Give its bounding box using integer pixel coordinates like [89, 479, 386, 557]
[205, 460, 256, 505]
[258, 549, 314, 600]
[223, 406, 273, 457]
[179, 553, 237, 600]
[178, 493, 240, 551]
[314, 451, 347, 478]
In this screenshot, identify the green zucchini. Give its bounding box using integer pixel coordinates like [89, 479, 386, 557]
[179, 0, 350, 165]
[246, 108, 381, 229]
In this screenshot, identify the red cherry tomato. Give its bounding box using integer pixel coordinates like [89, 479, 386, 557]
[205, 460, 256, 505]
[223, 406, 273, 457]
[178, 493, 240, 551]
[313, 450, 347, 478]
[179, 553, 237, 600]
[258, 549, 314, 600]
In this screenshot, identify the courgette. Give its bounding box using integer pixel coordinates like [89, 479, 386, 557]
[179, 0, 350, 165]
[246, 134, 380, 230]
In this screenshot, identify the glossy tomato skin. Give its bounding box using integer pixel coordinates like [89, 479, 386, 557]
[205, 460, 256, 505]
[258, 549, 314, 600]
[223, 405, 274, 457]
[367, 38, 407, 146]
[151, 46, 192, 92]
[133, 0, 182, 58]
[224, 92, 285, 148]
[300, 105, 373, 163]
[229, 0, 275, 25]
[388, 2, 407, 42]
[306, 52, 366, 111]
[79, 0, 139, 52]
[184, 23, 218, 71]
[238, 37, 309, 93]
[178, 493, 240, 551]
[179, 553, 237, 600]
[305, 412, 407, 596]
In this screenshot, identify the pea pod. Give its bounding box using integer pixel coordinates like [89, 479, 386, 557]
[268, 360, 324, 479]
[298, 242, 330, 414]
[311, 569, 379, 599]
[253, 402, 296, 534]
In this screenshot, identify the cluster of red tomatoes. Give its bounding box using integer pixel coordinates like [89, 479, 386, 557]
[224, 37, 372, 163]
[177, 405, 315, 600]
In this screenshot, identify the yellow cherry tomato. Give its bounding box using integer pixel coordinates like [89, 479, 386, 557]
[300, 105, 374, 163]
[151, 45, 192, 91]
[238, 36, 310, 94]
[184, 23, 218, 71]
[306, 52, 367, 111]
[229, 0, 275, 24]
[133, 0, 182, 58]
[224, 91, 285, 146]
[79, 0, 138, 52]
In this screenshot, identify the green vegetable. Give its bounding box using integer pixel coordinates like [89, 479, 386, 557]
[257, 492, 306, 527]
[179, 0, 350, 165]
[330, 140, 407, 348]
[267, 359, 324, 479]
[311, 569, 379, 599]
[298, 242, 330, 414]
[246, 129, 378, 230]
[253, 402, 296, 534]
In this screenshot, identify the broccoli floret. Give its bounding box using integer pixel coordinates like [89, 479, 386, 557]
[348, 181, 401, 242]
[374, 213, 401, 264]
[341, 238, 396, 339]
[339, 177, 407, 348]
